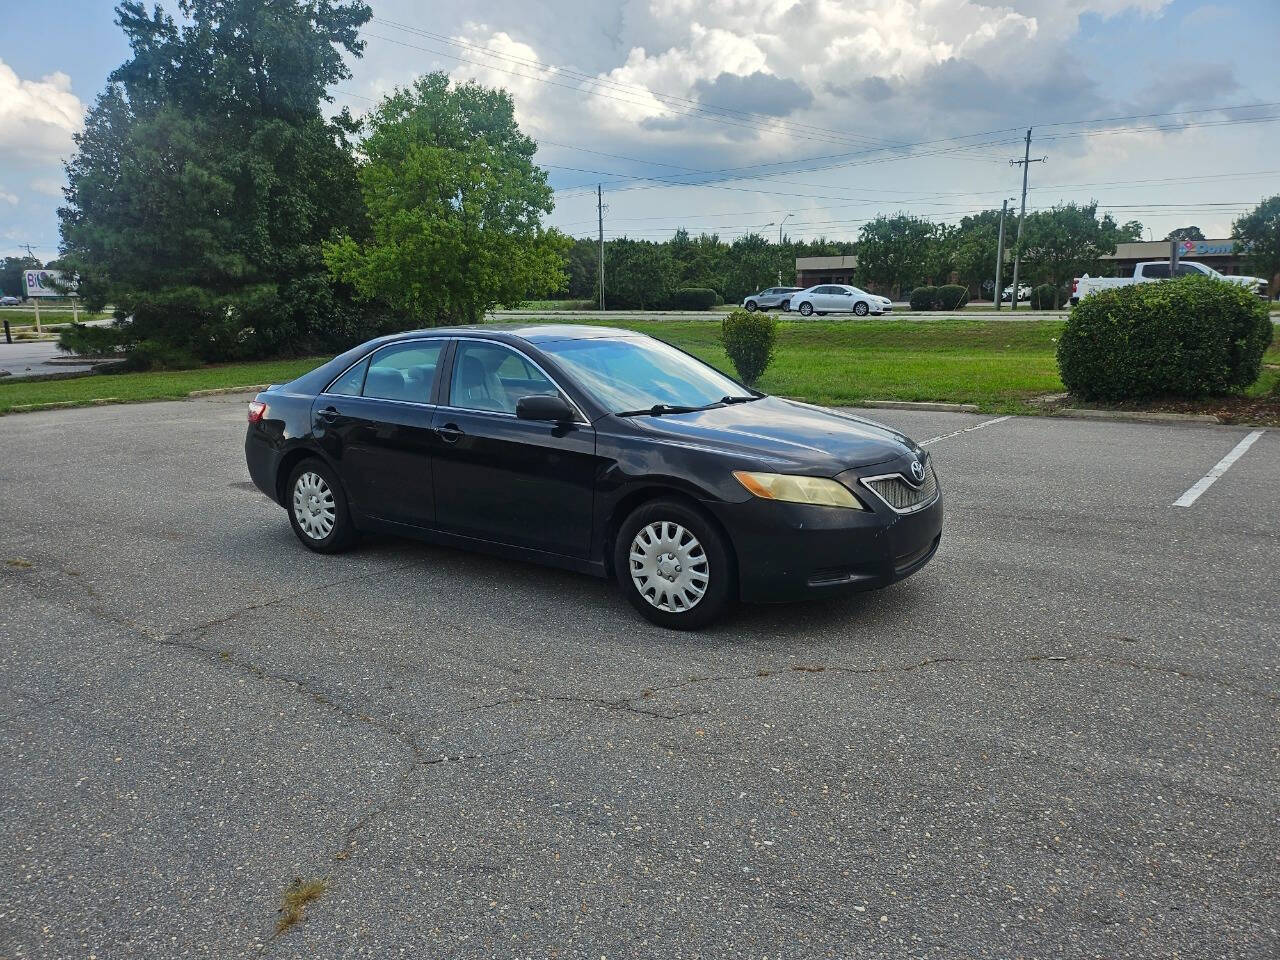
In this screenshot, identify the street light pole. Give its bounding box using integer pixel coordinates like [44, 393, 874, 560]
[778, 214, 793, 285]
[993, 198, 1012, 310]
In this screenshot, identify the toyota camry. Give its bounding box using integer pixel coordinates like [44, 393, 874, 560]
[244, 325, 942, 629]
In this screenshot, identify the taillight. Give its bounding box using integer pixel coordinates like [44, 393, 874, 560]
[247, 401, 268, 423]
[1071, 279, 1078, 293]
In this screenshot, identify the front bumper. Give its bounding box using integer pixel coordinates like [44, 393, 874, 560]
[704, 486, 943, 603]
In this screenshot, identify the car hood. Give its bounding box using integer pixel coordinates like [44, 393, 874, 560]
[621, 396, 920, 473]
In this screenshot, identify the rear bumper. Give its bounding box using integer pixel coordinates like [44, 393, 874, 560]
[245, 428, 283, 504]
[704, 491, 944, 603]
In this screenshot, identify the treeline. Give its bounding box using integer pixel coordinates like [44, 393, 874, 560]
[560, 205, 1146, 309]
[558, 232, 853, 308]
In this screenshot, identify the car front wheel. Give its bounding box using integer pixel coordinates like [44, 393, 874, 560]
[287, 458, 357, 554]
[614, 499, 734, 630]
[854, 301, 869, 316]
[744, 300, 757, 312]
[798, 302, 813, 317]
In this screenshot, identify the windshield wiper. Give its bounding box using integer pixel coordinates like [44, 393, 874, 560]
[616, 403, 713, 417]
[720, 394, 760, 405]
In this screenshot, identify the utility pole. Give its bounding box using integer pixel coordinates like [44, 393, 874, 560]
[993, 199, 1009, 310]
[1009, 128, 1046, 312]
[596, 184, 606, 311]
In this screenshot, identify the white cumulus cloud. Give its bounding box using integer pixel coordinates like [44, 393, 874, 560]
[0, 59, 85, 164]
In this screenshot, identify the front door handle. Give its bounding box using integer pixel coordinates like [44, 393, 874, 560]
[318, 406, 339, 423]
[437, 422, 463, 443]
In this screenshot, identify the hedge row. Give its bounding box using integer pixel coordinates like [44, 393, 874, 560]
[908, 284, 970, 310]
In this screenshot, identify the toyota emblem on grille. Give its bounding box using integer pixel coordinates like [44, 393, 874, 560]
[910, 459, 925, 483]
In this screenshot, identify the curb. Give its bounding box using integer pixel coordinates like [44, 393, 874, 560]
[9, 398, 121, 413]
[1052, 407, 1220, 425]
[861, 400, 980, 413]
[187, 384, 269, 397]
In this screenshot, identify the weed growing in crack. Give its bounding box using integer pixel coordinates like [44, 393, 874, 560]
[275, 876, 328, 935]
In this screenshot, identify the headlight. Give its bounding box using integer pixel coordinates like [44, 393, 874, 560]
[733, 471, 865, 509]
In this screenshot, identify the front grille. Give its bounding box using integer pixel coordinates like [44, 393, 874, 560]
[861, 464, 938, 513]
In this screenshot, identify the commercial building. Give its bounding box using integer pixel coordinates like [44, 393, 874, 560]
[794, 256, 858, 289]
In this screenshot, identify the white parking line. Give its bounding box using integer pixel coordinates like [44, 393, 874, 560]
[919, 415, 1012, 447]
[1173, 430, 1265, 507]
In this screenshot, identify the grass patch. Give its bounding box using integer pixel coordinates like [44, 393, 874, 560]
[620, 317, 1067, 408]
[0, 356, 323, 414]
[275, 877, 328, 935]
[514, 299, 594, 311]
[1, 315, 1274, 419]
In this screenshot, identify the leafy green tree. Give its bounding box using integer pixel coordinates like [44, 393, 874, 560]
[949, 210, 1002, 297]
[1166, 225, 1205, 242]
[724, 233, 784, 302]
[1117, 220, 1144, 242]
[602, 238, 676, 309]
[1232, 195, 1280, 290]
[59, 0, 372, 364]
[855, 214, 935, 297]
[0, 256, 41, 298]
[1017, 203, 1125, 308]
[324, 73, 568, 324]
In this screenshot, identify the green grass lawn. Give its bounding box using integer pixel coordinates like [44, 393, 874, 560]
[2, 316, 1274, 417]
[0, 357, 321, 413]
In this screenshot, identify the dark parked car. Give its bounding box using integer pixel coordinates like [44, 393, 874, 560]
[245, 325, 942, 628]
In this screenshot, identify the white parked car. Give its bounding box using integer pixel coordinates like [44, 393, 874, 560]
[790, 284, 884, 317]
[1001, 284, 1031, 303]
[1071, 260, 1268, 304]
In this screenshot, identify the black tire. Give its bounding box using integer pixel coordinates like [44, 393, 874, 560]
[744, 300, 758, 312]
[613, 498, 735, 630]
[781, 300, 791, 312]
[286, 457, 357, 554]
[798, 301, 813, 317]
[854, 301, 869, 317]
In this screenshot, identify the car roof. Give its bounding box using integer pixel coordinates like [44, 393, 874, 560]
[385, 323, 647, 347]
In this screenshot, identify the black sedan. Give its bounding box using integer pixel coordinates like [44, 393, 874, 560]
[244, 325, 942, 629]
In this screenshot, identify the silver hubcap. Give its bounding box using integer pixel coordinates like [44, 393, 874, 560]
[292, 471, 336, 540]
[629, 521, 710, 613]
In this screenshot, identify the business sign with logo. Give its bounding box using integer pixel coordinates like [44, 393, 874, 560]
[22, 269, 75, 298]
[1180, 240, 1236, 257]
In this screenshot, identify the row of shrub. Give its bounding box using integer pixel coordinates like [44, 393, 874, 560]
[669, 287, 721, 310]
[908, 285, 970, 310]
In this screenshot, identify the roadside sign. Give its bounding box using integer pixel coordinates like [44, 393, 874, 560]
[23, 269, 75, 298]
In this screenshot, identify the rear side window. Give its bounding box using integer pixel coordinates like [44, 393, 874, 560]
[1141, 263, 1170, 279]
[327, 359, 368, 396]
[362, 341, 444, 403]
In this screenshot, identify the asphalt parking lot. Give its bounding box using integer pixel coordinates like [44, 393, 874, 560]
[1, 396, 1276, 958]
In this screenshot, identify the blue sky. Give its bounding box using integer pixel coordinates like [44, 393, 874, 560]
[2, 0, 1277, 262]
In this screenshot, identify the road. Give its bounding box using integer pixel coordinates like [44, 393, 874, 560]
[1, 396, 1276, 958]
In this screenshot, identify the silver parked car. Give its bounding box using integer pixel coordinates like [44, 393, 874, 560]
[742, 287, 802, 312]
[0, 296, 22, 306]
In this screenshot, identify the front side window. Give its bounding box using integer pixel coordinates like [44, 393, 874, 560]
[450, 341, 558, 414]
[362, 341, 443, 403]
[538, 336, 746, 413]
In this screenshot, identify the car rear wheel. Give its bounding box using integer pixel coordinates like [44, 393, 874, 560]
[614, 499, 734, 630]
[854, 301, 869, 316]
[287, 458, 357, 554]
[798, 302, 813, 317]
[744, 300, 758, 312]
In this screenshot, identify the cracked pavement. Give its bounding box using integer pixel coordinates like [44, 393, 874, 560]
[1, 396, 1277, 958]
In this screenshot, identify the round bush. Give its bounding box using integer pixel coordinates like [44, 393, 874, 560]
[935, 284, 970, 310]
[909, 286, 938, 311]
[1057, 275, 1273, 401]
[720, 308, 777, 385]
[671, 287, 718, 311]
[1030, 284, 1057, 310]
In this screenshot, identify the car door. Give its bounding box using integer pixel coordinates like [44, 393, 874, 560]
[833, 285, 856, 312]
[431, 338, 599, 559]
[312, 338, 445, 528]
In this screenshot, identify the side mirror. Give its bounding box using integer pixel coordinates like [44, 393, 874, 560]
[516, 394, 574, 422]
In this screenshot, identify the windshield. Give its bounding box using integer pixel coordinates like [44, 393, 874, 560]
[538, 336, 749, 413]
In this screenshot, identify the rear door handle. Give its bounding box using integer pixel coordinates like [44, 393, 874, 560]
[437, 422, 463, 443]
